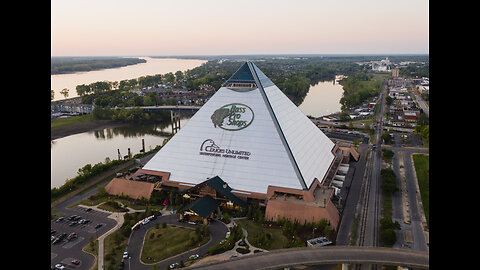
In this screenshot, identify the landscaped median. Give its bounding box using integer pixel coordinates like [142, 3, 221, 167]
[234, 219, 289, 250]
[412, 154, 429, 227]
[141, 223, 210, 263]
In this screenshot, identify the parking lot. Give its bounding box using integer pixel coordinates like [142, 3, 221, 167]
[51, 206, 116, 269]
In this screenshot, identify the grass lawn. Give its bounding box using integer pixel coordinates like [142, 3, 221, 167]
[82, 239, 98, 270]
[235, 219, 289, 250]
[412, 154, 429, 227]
[141, 225, 209, 263]
[51, 113, 94, 129]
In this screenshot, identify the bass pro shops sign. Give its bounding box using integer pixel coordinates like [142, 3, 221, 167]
[210, 103, 254, 131]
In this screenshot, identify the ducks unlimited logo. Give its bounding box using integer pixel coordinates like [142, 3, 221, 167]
[199, 139, 251, 160]
[210, 103, 254, 131]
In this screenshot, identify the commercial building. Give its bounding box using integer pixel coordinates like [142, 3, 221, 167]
[113, 62, 354, 230]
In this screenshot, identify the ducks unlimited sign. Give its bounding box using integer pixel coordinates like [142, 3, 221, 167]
[210, 103, 254, 131]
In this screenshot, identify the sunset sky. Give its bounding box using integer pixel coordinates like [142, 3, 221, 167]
[51, 0, 428, 56]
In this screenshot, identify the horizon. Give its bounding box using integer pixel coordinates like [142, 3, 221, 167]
[51, 53, 429, 58]
[51, 0, 428, 57]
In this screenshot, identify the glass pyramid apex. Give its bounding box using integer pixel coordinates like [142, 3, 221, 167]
[222, 62, 256, 87]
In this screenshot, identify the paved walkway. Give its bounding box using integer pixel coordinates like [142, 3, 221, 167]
[190, 218, 268, 268]
[75, 203, 145, 270]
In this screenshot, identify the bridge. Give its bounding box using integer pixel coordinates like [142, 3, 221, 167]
[124, 105, 201, 112]
[188, 246, 429, 270]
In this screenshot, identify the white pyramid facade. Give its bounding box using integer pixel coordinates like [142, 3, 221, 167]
[252, 65, 336, 189]
[143, 62, 335, 194]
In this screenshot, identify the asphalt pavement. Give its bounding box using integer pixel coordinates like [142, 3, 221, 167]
[51, 205, 117, 270]
[126, 215, 228, 270]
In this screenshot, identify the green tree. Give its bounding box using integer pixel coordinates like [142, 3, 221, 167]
[381, 132, 392, 144]
[175, 70, 184, 82]
[380, 168, 398, 196]
[385, 95, 393, 106]
[76, 84, 91, 96]
[60, 88, 69, 99]
[163, 72, 175, 83]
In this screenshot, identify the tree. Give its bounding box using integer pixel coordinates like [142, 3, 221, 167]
[60, 88, 69, 99]
[381, 132, 392, 144]
[175, 70, 184, 82]
[386, 96, 393, 106]
[76, 84, 91, 96]
[163, 72, 175, 83]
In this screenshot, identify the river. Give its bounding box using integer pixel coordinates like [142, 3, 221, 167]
[51, 62, 344, 189]
[51, 119, 190, 188]
[298, 80, 344, 118]
[51, 57, 207, 101]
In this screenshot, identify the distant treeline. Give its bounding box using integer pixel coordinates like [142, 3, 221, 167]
[51, 57, 146, 74]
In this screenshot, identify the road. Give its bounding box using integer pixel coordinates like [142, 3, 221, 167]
[125, 214, 228, 270]
[359, 84, 387, 248]
[335, 143, 369, 245]
[346, 80, 429, 256]
[409, 87, 429, 117]
[386, 145, 429, 252]
[187, 246, 429, 270]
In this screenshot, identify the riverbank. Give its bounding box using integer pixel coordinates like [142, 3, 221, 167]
[51, 115, 134, 140]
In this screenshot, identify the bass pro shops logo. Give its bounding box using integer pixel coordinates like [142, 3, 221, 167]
[210, 103, 254, 131]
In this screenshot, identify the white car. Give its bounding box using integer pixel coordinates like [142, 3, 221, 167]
[54, 264, 65, 270]
[123, 251, 129, 259]
[170, 262, 179, 269]
[141, 219, 150, 225]
[189, 254, 199, 260]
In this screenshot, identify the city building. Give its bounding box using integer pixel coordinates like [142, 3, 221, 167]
[109, 62, 354, 230]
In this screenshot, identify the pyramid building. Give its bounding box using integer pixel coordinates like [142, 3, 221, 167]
[139, 62, 344, 228]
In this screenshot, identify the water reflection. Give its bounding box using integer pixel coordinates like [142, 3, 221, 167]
[91, 115, 193, 140]
[91, 123, 171, 140]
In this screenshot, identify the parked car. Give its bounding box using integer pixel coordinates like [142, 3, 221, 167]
[71, 259, 80, 265]
[55, 217, 64, 222]
[123, 251, 129, 259]
[95, 224, 103, 229]
[170, 262, 179, 269]
[189, 254, 199, 260]
[67, 232, 77, 241]
[79, 219, 90, 224]
[54, 264, 65, 270]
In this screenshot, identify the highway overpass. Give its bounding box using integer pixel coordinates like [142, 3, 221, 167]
[188, 246, 428, 270]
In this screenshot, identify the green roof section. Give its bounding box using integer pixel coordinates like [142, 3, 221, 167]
[180, 195, 220, 218]
[182, 176, 248, 209]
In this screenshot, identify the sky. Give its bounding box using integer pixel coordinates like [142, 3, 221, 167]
[51, 0, 428, 56]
